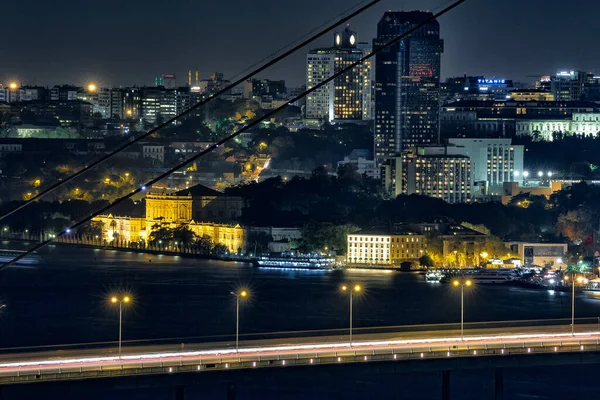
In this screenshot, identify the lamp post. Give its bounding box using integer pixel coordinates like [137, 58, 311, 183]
[453, 279, 472, 340]
[231, 290, 248, 351]
[341, 284, 362, 345]
[110, 295, 131, 356]
[565, 274, 584, 335]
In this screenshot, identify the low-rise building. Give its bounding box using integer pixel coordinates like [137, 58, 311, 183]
[93, 214, 246, 254]
[347, 229, 426, 266]
[509, 89, 555, 101]
[500, 181, 562, 205]
[92, 183, 246, 253]
[337, 149, 378, 178]
[505, 241, 568, 268]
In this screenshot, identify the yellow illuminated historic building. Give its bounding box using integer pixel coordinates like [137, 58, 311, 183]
[347, 231, 426, 266]
[93, 184, 246, 253]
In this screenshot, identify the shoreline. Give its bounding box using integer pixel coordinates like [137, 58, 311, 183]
[0, 238, 251, 265]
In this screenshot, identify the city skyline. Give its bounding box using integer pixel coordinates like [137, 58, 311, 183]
[3, 0, 600, 88]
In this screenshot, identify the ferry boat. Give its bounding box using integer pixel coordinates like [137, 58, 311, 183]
[442, 268, 519, 284]
[425, 270, 443, 282]
[470, 269, 518, 284]
[253, 252, 336, 271]
[0, 250, 39, 265]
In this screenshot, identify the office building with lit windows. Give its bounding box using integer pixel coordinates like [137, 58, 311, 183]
[447, 138, 524, 197]
[382, 146, 471, 203]
[374, 11, 444, 167]
[305, 27, 372, 122]
[347, 230, 426, 266]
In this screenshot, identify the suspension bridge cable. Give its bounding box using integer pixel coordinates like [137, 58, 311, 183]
[0, 0, 467, 271]
[0, 0, 381, 223]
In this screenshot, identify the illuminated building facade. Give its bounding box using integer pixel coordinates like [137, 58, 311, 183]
[92, 184, 246, 252]
[551, 70, 587, 101]
[447, 138, 524, 196]
[515, 113, 600, 140]
[305, 27, 372, 122]
[347, 231, 426, 266]
[374, 11, 444, 167]
[509, 89, 554, 101]
[440, 100, 600, 138]
[382, 146, 471, 203]
[441, 76, 516, 103]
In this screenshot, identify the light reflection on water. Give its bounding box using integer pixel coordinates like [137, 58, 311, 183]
[0, 243, 598, 350]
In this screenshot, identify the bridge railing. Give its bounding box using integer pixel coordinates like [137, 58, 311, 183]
[1, 335, 598, 385]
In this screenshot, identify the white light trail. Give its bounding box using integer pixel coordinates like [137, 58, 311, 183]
[0, 331, 597, 370]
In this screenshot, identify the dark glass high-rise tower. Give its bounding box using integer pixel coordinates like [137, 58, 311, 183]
[374, 11, 444, 167]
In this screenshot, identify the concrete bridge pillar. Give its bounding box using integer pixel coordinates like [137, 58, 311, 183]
[442, 370, 450, 400]
[495, 368, 504, 400]
[175, 385, 184, 400]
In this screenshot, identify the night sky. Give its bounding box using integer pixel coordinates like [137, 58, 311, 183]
[2, 0, 600, 88]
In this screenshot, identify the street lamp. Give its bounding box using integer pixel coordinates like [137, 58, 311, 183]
[538, 171, 544, 178]
[452, 279, 473, 340]
[565, 275, 584, 335]
[110, 295, 131, 356]
[231, 290, 248, 351]
[341, 284, 362, 345]
[8, 82, 18, 90]
[88, 83, 97, 92]
[523, 171, 529, 178]
[480, 251, 489, 260]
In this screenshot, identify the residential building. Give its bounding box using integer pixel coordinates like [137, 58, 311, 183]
[20, 100, 93, 128]
[305, 27, 372, 123]
[447, 138, 524, 196]
[243, 79, 286, 99]
[93, 89, 124, 120]
[50, 85, 80, 101]
[142, 145, 165, 163]
[374, 11, 444, 167]
[0, 143, 22, 158]
[17, 86, 47, 102]
[197, 72, 231, 95]
[347, 229, 426, 266]
[141, 87, 176, 124]
[382, 145, 471, 203]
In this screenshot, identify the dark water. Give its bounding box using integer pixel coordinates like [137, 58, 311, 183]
[2, 242, 600, 399]
[1, 241, 600, 348]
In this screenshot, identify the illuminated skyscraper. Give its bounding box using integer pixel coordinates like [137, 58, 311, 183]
[305, 27, 372, 122]
[374, 11, 444, 166]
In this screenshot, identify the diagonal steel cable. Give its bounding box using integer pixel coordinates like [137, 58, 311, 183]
[0, 0, 467, 270]
[0, 0, 381, 223]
